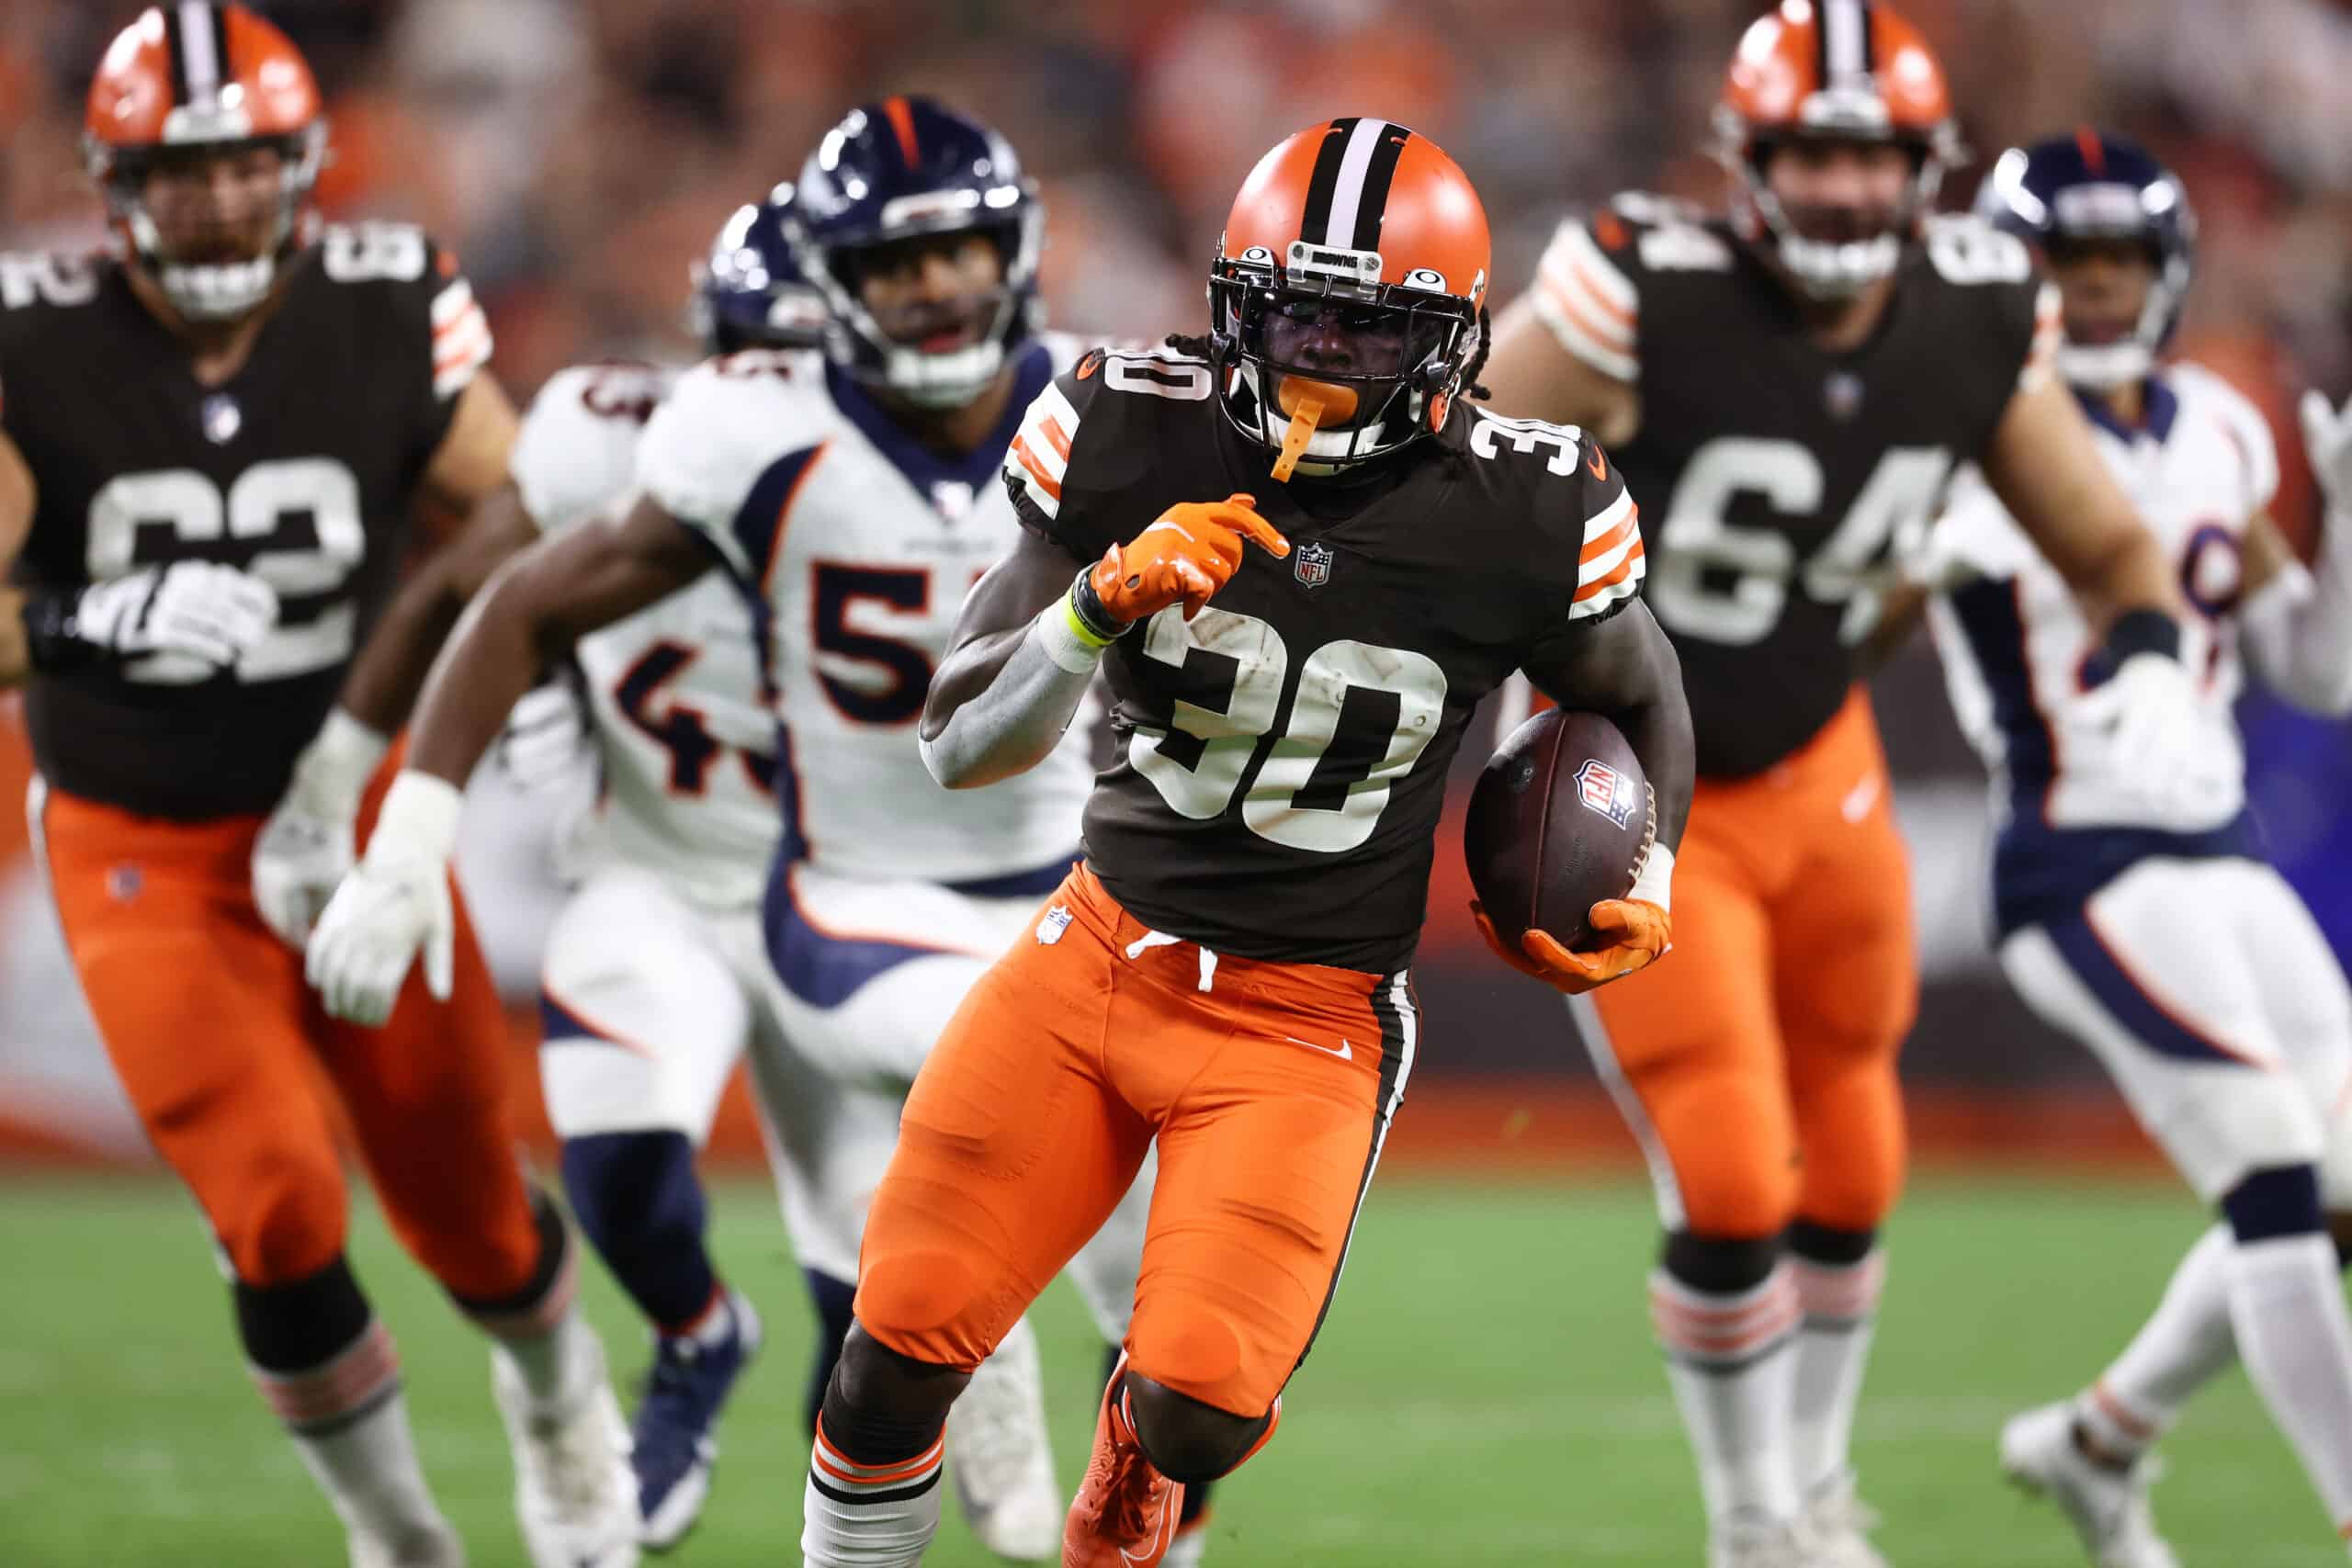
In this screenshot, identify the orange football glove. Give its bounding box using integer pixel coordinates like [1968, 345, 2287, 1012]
[1470, 898, 1672, 996]
[1090, 493, 1290, 623]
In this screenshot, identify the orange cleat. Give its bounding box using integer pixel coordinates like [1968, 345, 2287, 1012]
[1063, 1352, 1185, 1568]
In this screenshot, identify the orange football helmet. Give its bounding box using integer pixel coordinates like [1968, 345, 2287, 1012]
[84, 3, 327, 321]
[1712, 0, 1963, 299]
[1207, 118, 1490, 472]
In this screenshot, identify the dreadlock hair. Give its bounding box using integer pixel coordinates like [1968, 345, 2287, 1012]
[1164, 332, 1215, 359]
[1462, 304, 1494, 401]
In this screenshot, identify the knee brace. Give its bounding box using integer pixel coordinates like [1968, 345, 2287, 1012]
[2222, 1165, 2325, 1244]
[1124, 1371, 1272, 1486]
[1662, 1230, 1783, 1295]
[1786, 1219, 1876, 1267]
[234, 1253, 373, 1373]
[818, 1325, 969, 1464]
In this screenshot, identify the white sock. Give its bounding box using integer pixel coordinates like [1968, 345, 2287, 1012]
[2081, 1224, 2237, 1460]
[804, 1420, 945, 1567]
[491, 1308, 603, 1416]
[1652, 1263, 1804, 1527]
[263, 1323, 452, 1551]
[1789, 1247, 1884, 1499]
[2229, 1231, 2352, 1532]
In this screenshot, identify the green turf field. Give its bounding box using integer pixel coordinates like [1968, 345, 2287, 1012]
[0, 1174, 2335, 1566]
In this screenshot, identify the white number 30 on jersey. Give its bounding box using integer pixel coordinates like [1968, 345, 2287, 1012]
[1131, 606, 1447, 852]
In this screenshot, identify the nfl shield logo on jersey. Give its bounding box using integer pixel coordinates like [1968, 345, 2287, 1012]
[200, 393, 242, 446]
[1574, 758, 1637, 829]
[1823, 371, 1864, 423]
[1294, 540, 1334, 589]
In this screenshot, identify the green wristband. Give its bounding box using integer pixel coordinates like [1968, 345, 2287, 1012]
[1062, 590, 1117, 650]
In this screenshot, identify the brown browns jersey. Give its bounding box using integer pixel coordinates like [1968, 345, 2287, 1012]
[2, 227, 493, 818]
[1002, 346, 1644, 973]
[1528, 195, 2057, 777]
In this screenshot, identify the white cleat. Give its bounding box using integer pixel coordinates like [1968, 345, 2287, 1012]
[349, 1519, 467, 1568]
[492, 1341, 641, 1568]
[1802, 1471, 1891, 1567]
[946, 1315, 1060, 1562]
[1709, 1510, 1810, 1568]
[2000, 1402, 2179, 1568]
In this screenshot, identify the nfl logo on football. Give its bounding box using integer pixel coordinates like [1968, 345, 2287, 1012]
[1574, 758, 1637, 829]
[1293, 539, 1334, 589]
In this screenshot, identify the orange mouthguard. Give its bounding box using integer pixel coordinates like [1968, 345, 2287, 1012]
[1270, 378, 1360, 482]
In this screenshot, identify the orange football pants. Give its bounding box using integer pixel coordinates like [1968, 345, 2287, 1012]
[854, 863, 1415, 1418]
[31, 773, 544, 1297]
[1586, 688, 1916, 1239]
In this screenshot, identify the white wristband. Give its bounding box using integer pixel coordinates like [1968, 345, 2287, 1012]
[296, 707, 393, 817]
[368, 770, 464, 869]
[1035, 599, 1109, 676]
[1629, 841, 1675, 912]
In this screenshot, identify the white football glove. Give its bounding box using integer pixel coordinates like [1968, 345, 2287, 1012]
[252, 709, 390, 949]
[77, 561, 278, 666]
[2069, 652, 2236, 830]
[306, 772, 462, 1027]
[496, 675, 590, 793]
[2301, 389, 2352, 516]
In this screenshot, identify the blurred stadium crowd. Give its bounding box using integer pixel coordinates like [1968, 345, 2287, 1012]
[4, 0, 2352, 1106]
[6, 0, 2351, 427]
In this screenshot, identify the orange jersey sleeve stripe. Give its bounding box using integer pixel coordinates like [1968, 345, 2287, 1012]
[1560, 251, 1635, 330]
[1579, 507, 1639, 565]
[1040, 414, 1073, 463]
[1538, 269, 1635, 356]
[1012, 434, 1062, 501]
[1573, 540, 1645, 602]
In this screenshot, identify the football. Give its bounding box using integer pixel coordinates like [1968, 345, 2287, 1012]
[1464, 708, 1653, 953]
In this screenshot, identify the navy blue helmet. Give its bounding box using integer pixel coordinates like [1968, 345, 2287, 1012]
[781, 96, 1044, 407]
[1976, 129, 2196, 390]
[689, 196, 829, 355]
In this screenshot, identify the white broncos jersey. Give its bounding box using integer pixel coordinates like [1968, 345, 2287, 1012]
[510, 361, 781, 908]
[1925, 362, 2278, 830]
[635, 334, 1097, 886]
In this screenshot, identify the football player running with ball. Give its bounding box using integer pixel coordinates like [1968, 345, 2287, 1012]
[792, 119, 1691, 1568]
[1482, 5, 2217, 1563]
[303, 99, 1183, 1562]
[0, 7, 633, 1566]
[1898, 131, 2352, 1567]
